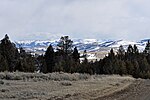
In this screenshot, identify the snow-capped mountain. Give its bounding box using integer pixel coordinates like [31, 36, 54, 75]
[14, 39, 149, 55]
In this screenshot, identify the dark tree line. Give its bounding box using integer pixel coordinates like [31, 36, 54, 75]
[93, 42, 150, 79]
[0, 34, 35, 72]
[1, 34, 150, 79]
[38, 36, 81, 73]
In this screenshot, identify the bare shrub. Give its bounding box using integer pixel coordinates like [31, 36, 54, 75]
[5, 73, 22, 80]
[1, 89, 9, 92]
[5, 73, 14, 80]
[14, 75, 22, 80]
[78, 73, 91, 80]
[65, 94, 71, 98]
[49, 72, 77, 81]
[0, 80, 4, 85]
[60, 81, 72, 86]
[0, 72, 94, 81]
[0, 73, 5, 79]
[48, 72, 90, 81]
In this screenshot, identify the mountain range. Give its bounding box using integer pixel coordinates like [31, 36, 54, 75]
[14, 39, 150, 55]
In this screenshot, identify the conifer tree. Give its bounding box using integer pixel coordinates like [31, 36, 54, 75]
[37, 55, 47, 73]
[0, 34, 19, 72]
[0, 54, 8, 71]
[117, 45, 125, 60]
[126, 45, 134, 60]
[44, 44, 55, 72]
[133, 44, 139, 54]
[57, 36, 73, 55]
[83, 50, 87, 59]
[118, 45, 125, 56]
[17, 47, 35, 72]
[144, 40, 150, 54]
[139, 57, 150, 72]
[108, 48, 115, 59]
[146, 54, 150, 64]
[72, 47, 80, 62]
[103, 58, 113, 74]
[118, 60, 127, 75]
[24, 54, 35, 72]
[125, 60, 134, 75]
[55, 36, 74, 72]
[127, 45, 133, 54]
[132, 60, 140, 78]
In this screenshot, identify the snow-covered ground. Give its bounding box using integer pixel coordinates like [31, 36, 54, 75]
[14, 39, 149, 61]
[15, 39, 148, 52]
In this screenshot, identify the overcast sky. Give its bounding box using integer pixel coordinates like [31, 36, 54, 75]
[0, 0, 150, 40]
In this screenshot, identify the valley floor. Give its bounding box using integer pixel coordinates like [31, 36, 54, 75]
[0, 72, 135, 100]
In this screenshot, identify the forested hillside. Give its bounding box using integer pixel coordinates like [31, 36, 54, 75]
[1, 34, 150, 79]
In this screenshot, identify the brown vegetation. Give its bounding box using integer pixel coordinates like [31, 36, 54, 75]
[0, 72, 134, 100]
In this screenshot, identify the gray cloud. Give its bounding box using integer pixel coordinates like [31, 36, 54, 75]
[0, 0, 150, 40]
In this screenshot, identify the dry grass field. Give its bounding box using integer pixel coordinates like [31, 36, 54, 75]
[0, 72, 135, 100]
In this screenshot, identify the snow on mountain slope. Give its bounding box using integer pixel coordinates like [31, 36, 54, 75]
[14, 39, 149, 54]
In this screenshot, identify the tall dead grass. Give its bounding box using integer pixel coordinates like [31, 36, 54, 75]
[0, 71, 134, 82]
[0, 72, 91, 81]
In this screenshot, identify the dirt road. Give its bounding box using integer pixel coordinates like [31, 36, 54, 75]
[96, 79, 150, 100]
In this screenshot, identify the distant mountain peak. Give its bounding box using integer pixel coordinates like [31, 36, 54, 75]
[15, 39, 149, 55]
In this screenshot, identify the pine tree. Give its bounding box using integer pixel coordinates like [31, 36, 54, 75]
[144, 40, 150, 54]
[17, 47, 35, 72]
[57, 36, 73, 55]
[132, 60, 140, 78]
[37, 55, 47, 73]
[125, 60, 134, 75]
[127, 45, 133, 54]
[44, 45, 55, 73]
[24, 54, 35, 72]
[133, 44, 139, 54]
[80, 57, 93, 74]
[108, 48, 115, 59]
[126, 45, 134, 60]
[72, 47, 80, 62]
[0, 34, 19, 72]
[118, 45, 125, 56]
[118, 60, 127, 75]
[103, 58, 114, 74]
[83, 50, 87, 59]
[139, 57, 150, 72]
[0, 54, 8, 71]
[146, 54, 150, 64]
[55, 36, 74, 72]
[112, 58, 120, 74]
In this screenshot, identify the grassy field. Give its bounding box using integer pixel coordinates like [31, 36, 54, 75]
[0, 72, 135, 100]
